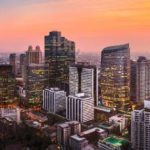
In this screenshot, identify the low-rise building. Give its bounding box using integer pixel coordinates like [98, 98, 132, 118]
[98, 136, 129, 150]
[57, 121, 81, 148]
[69, 134, 88, 150]
[109, 114, 126, 132]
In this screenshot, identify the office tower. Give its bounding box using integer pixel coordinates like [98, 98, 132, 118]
[66, 93, 94, 123]
[130, 60, 137, 101]
[69, 62, 98, 106]
[136, 56, 150, 103]
[57, 121, 81, 148]
[44, 31, 75, 92]
[25, 64, 49, 106]
[9, 53, 17, 75]
[0, 65, 15, 102]
[100, 44, 130, 110]
[26, 45, 42, 65]
[19, 53, 26, 76]
[43, 88, 66, 115]
[131, 99, 150, 150]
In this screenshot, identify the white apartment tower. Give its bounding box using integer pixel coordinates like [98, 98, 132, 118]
[69, 62, 98, 106]
[66, 93, 94, 123]
[131, 99, 150, 150]
[43, 88, 66, 114]
[136, 56, 150, 103]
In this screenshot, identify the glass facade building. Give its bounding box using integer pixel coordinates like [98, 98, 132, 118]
[45, 31, 75, 92]
[100, 44, 130, 110]
[25, 64, 49, 106]
[0, 65, 15, 103]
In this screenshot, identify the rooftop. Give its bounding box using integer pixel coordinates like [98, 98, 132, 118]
[103, 43, 129, 52]
[70, 134, 86, 141]
[103, 136, 128, 147]
[80, 127, 105, 136]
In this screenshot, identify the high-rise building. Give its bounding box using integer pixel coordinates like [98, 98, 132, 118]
[19, 53, 26, 76]
[69, 62, 98, 106]
[44, 31, 75, 92]
[26, 45, 42, 65]
[136, 56, 150, 103]
[25, 64, 49, 106]
[131, 99, 150, 150]
[57, 121, 81, 148]
[9, 53, 17, 75]
[130, 60, 137, 101]
[66, 93, 94, 123]
[43, 88, 66, 115]
[100, 44, 130, 110]
[0, 65, 15, 103]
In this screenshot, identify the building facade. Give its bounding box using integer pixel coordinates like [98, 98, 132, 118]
[66, 93, 94, 123]
[26, 45, 42, 65]
[131, 99, 150, 150]
[43, 88, 66, 115]
[100, 44, 130, 110]
[0, 65, 15, 103]
[44, 31, 75, 92]
[136, 56, 150, 103]
[19, 53, 26, 76]
[25, 64, 49, 106]
[69, 62, 98, 106]
[130, 60, 137, 102]
[9, 53, 17, 75]
[57, 121, 81, 148]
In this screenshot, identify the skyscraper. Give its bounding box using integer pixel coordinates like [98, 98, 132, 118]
[25, 64, 49, 106]
[0, 65, 15, 103]
[136, 56, 150, 103]
[130, 60, 137, 101]
[19, 53, 26, 76]
[69, 62, 98, 106]
[9, 53, 17, 75]
[100, 44, 130, 110]
[131, 99, 150, 150]
[44, 31, 75, 92]
[26, 45, 42, 65]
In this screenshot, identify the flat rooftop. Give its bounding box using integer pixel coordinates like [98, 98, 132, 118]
[103, 136, 128, 147]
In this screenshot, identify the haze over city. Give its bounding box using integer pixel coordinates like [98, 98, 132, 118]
[0, 0, 150, 57]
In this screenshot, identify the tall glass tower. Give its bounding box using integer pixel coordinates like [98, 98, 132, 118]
[100, 44, 130, 110]
[45, 31, 75, 92]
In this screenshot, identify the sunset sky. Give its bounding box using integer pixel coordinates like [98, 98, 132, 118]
[0, 0, 150, 57]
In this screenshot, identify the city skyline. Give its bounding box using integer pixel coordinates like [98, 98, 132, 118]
[0, 0, 150, 57]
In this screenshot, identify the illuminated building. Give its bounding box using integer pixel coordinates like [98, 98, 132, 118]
[131, 99, 150, 150]
[136, 56, 150, 103]
[43, 88, 66, 115]
[26, 45, 42, 65]
[44, 31, 75, 92]
[25, 64, 49, 106]
[69, 62, 98, 106]
[100, 44, 130, 110]
[9, 53, 17, 75]
[66, 93, 94, 123]
[130, 60, 137, 101]
[0, 65, 15, 103]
